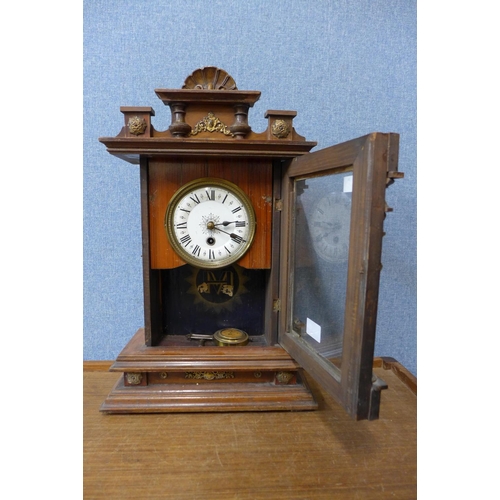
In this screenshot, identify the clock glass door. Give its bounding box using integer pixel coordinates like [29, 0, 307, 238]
[278, 133, 399, 420]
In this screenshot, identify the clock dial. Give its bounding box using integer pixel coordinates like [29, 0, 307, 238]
[310, 191, 351, 263]
[165, 178, 256, 268]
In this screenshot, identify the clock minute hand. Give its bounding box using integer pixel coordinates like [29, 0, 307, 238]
[214, 221, 239, 226]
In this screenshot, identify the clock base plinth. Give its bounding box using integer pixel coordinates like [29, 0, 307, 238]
[100, 329, 318, 413]
[100, 373, 318, 413]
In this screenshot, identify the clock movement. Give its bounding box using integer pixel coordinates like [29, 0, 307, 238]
[98, 67, 403, 419]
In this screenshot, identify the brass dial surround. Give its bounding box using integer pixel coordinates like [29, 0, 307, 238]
[165, 178, 256, 269]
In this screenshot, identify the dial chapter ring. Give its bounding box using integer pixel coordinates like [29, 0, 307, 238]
[164, 177, 256, 269]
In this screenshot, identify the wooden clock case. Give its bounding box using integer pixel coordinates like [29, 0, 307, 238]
[98, 68, 402, 419]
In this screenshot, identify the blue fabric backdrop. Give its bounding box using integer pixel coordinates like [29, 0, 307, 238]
[83, 0, 417, 375]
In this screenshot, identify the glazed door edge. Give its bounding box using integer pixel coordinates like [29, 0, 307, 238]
[278, 132, 400, 420]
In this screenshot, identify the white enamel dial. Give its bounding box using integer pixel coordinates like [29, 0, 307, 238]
[165, 178, 256, 268]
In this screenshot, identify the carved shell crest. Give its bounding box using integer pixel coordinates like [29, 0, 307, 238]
[182, 67, 237, 90]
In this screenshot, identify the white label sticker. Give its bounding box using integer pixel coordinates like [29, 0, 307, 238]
[306, 318, 321, 343]
[343, 175, 353, 193]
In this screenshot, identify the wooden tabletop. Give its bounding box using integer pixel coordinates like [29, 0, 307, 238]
[84, 358, 416, 499]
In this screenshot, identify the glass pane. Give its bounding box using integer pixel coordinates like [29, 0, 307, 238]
[291, 170, 353, 374]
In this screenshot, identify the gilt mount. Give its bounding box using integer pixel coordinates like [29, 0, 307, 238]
[127, 116, 148, 136]
[190, 112, 234, 137]
[100, 67, 317, 160]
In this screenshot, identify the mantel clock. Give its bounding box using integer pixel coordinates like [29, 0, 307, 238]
[98, 67, 403, 420]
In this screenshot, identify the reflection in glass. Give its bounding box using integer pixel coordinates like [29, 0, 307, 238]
[291, 171, 353, 370]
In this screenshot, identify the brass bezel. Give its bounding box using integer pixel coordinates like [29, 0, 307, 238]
[165, 177, 256, 269]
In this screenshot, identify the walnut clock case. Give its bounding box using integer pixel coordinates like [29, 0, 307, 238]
[98, 67, 403, 420]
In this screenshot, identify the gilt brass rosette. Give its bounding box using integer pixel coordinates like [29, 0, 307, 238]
[271, 119, 290, 139]
[127, 116, 148, 135]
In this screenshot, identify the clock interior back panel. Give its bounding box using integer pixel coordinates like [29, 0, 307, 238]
[148, 158, 273, 270]
[160, 264, 268, 338]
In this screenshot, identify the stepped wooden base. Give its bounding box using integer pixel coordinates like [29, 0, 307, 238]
[100, 329, 318, 413]
[101, 372, 318, 413]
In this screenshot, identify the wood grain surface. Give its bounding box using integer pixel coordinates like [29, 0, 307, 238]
[148, 157, 273, 269]
[84, 360, 416, 499]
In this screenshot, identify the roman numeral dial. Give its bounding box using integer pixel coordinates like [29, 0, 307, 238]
[165, 178, 256, 269]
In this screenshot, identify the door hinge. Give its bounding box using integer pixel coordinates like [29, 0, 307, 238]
[274, 199, 283, 211]
[273, 298, 281, 312]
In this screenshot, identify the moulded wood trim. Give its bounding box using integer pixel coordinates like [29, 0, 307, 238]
[115, 329, 299, 363]
[84, 357, 417, 394]
[83, 361, 113, 371]
[98, 138, 317, 163]
[376, 357, 417, 395]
